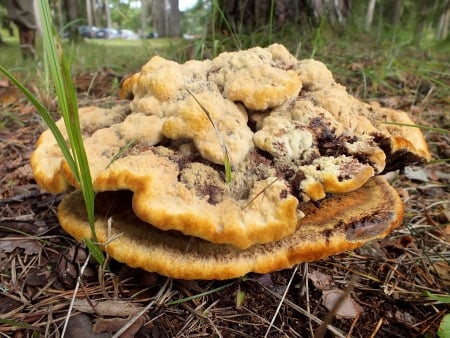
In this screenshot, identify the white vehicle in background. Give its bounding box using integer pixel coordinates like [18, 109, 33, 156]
[118, 29, 139, 40]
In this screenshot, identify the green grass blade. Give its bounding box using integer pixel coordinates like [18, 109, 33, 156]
[0, 318, 36, 329]
[186, 88, 233, 183]
[167, 280, 236, 306]
[0, 65, 76, 174]
[423, 291, 450, 304]
[211, 0, 241, 50]
[106, 138, 137, 169]
[38, 1, 97, 243]
[381, 121, 449, 134]
[85, 237, 105, 266]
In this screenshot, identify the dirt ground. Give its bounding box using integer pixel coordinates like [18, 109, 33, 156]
[0, 68, 449, 338]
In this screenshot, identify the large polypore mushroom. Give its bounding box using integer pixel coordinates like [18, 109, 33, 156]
[31, 44, 430, 279]
[59, 176, 403, 280]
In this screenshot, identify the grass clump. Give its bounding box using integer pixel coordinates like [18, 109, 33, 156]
[0, 2, 102, 259]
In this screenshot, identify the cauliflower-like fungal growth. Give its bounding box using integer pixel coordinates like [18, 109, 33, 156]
[295, 59, 335, 90]
[162, 91, 254, 165]
[209, 44, 302, 110]
[253, 114, 315, 160]
[32, 44, 430, 251]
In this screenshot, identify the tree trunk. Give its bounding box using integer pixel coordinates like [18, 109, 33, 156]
[365, 0, 376, 31]
[436, 0, 450, 40]
[64, 0, 79, 39]
[86, 0, 93, 27]
[214, 0, 352, 36]
[168, 0, 180, 37]
[55, 0, 64, 32]
[152, 0, 165, 36]
[104, 0, 111, 28]
[391, 0, 402, 26]
[140, 0, 148, 37]
[93, 0, 101, 27]
[309, 0, 351, 24]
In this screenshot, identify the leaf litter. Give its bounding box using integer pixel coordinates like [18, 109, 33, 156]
[0, 63, 449, 337]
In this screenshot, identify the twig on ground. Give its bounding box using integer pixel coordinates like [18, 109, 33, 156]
[60, 252, 92, 337]
[264, 264, 299, 338]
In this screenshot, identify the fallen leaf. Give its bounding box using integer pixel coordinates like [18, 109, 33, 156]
[428, 169, 450, 182]
[93, 316, 146, 337]
[254, 273, 273, 287]
[381, 171, 397, 181]
[322, 289, 364, 319]
[404, 167, 450, 183]
[0, 237, 41, 255]
[404, 167, 429, 182]
[309, 270, 334, 290]
[65, 313, 107, 338]
[0, 296, 23, 313]
[72, 299, 144, 317]
[432, 261, 450, 283]
[25, 269, 52, 287]
[395, 310, 416, 325]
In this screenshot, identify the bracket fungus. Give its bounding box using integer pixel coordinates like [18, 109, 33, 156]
[31, 44, 430, 279]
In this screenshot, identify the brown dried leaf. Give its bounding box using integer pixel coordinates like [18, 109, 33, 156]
[432, 261, 450, 283]
[93, 316, 146, 337]
[0, 79, 10, 87]
[0, 237, 41, 255]
[308, 270, 334, 290]
[72, 299, 144, 317]
[65, 314, 107, 338]
[255, 273, 274, 287]
[322, 289, 364, 319]
[404, 167, 429, 182]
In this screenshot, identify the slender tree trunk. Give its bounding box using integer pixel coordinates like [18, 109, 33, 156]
[93, 0, 101, 27]
[365, 0, 376, 31]
[141, 0, 148, 37]
[55, 0, 64, 31]
[104, 0, 111, 28]
[152, 0, 165, 36]
[413, 1, 428, 43]
[64, 0, 79, 39]
[86, 0, 93, 27]
[437, 7, 449, 39]
[391, 0, 402, 26]
[168, 0, 180, 36]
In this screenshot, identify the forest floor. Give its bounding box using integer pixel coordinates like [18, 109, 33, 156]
[0, 37, 449, 337]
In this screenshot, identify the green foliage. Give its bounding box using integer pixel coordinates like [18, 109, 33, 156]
[0, 1, 105, 264]
[110, 1, 142, 32]
[38, 1, 97, 242]
[423, 291, 450, 338]
[439, 314, 450, 338]
[424, 291, 450, 304]
[167, 280, 236, 306]
[0, 318, 35, 330]
[181, 0, 210, 36]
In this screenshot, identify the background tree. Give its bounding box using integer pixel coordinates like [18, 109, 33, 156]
[0, 0, 446, 41]
[152, 0, 180, 37]
[213, 0, 352, 35]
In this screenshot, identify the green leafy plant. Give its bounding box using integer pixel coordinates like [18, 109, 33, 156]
[424, 291, 450, 338]
[0, 1, 104, 264]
